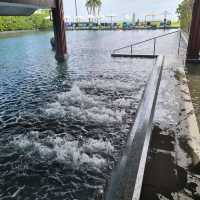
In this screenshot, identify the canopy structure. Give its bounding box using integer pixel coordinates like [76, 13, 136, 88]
[0, 0, 67, 62]
[0, 0, 55, 16]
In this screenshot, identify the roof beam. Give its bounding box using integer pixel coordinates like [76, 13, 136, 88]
[0, 0, 55, 8]
[0, 0, 55, 16]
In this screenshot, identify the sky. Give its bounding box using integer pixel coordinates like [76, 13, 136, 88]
[63, 0, 183, 21]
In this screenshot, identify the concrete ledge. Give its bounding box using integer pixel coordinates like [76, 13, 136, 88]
[179, 71, 200, 167]
[186, 58, 200, 64]
[179, 30, 200, 167]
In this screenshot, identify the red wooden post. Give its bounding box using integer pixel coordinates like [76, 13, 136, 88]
[187, 0, 200, 62]
[52, 0, 67, 62]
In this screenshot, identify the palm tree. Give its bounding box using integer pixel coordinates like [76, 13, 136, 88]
[85, 0, 102, 21]
[75, 0, 78, 18]
[95, 0, 102, 17]
[74, 0, 78, 25]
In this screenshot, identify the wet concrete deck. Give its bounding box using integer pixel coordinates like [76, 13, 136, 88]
[140, 54, 200, 200]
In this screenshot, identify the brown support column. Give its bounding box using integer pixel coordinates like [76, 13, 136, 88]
[187, 0, 200, 62]
[52, 0, 67, 62]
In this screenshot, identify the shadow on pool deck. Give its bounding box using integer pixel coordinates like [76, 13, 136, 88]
[141, 125, 200, 200]
[141, 125, 187, 200]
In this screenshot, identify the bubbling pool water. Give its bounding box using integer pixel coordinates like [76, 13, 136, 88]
[9, 76, 142, 198]
[0, 30, 159, 200]
[45, 84, 126, 124]
[5, 77, 140, 199]
[13, 131, 113, 168]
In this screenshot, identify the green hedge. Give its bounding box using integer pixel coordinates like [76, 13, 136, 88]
[0, 10, 52, 32]
[177, 0, 193, 33]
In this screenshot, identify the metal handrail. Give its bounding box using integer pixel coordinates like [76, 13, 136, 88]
[112, 30, 180, 55]
[105, 32, 182, 200]
[105, 55, 165, 200]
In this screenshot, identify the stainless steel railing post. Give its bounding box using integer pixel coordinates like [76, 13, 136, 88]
[153, 38, 156, 56]
[178, 30, 182, 55]
[131, 45, 133, 55]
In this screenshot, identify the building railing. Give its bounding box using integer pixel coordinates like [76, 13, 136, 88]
[111, 30, 181, 57]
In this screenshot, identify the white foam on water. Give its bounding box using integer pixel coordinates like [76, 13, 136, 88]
[12, 132, 114, 168]
[67, 106, 83, 118]
[83, 138, 114, 155]
[68, 106, 125, 124]
[85, 107, 125, 124]
[13, 135, 33, 149]
[44, 84, 126, 124]
[67, 105, 125, 124]
[45, 102, 66, 118]
[52, 138, 106, 167]
[58, 84, 99, 108]
[13, 131, 53, 158]
[34, 142, 54, 158]
[77, 79, 133, 91]
[113, 98, 132, 108]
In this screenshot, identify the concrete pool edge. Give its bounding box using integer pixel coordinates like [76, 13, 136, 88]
[178, 30, 200, 167]
[179, 73, 200, 167]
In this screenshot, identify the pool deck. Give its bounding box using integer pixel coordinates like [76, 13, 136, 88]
[140, 42, 200, 199]
[179, 31, 200, 167]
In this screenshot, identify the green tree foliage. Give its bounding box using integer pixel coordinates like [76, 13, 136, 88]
[85, 0, 102, 16]
[0, 9, 52, 32]
[177, 0, 193, 33]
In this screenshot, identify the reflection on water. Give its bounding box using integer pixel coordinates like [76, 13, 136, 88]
[0, 30, 178, 200]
